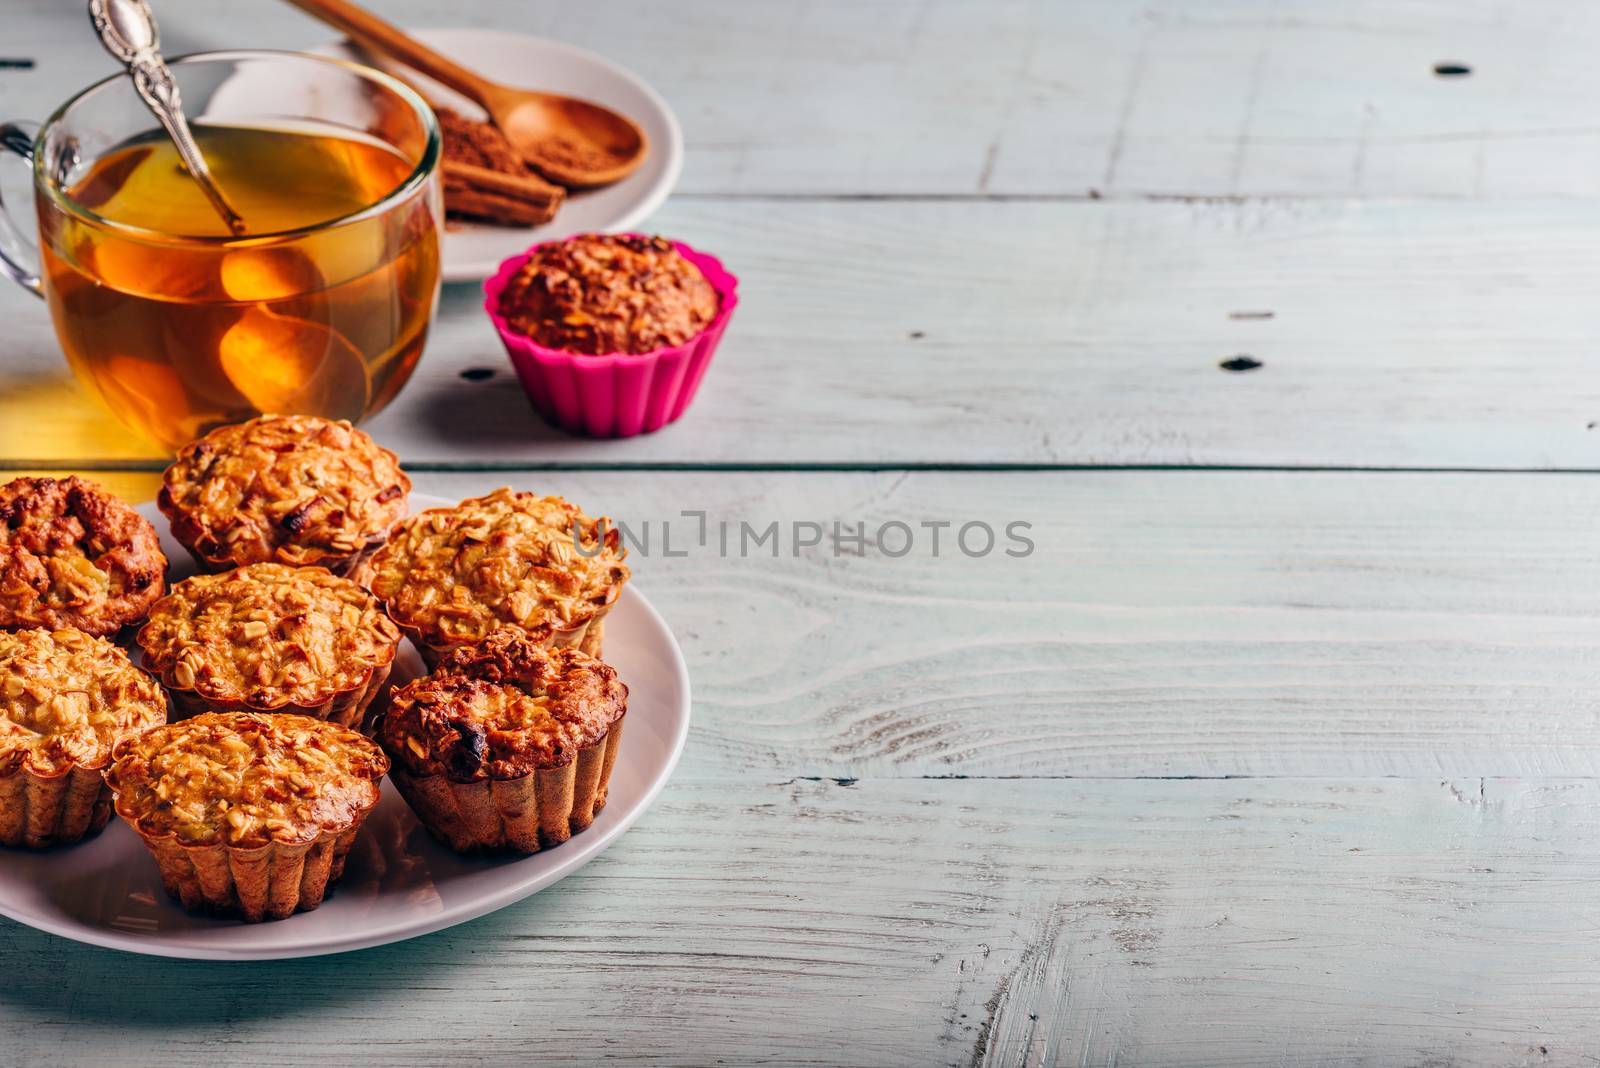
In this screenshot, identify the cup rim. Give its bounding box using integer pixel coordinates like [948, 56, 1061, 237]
[35, 49, 442, 246]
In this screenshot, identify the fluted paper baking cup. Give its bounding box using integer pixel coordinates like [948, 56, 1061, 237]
[173, 535, 386, 579]
[0, 764, 114, 848]
[387, 718, 623, 854]
[409, 607, 611, 672]
[483, 237, 739, 438]
[139, 823, 367, 922]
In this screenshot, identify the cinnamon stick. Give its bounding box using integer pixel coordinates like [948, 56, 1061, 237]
[442, 161, 565, 226]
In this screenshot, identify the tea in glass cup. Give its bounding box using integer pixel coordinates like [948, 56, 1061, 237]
[0, 52, 443, 450]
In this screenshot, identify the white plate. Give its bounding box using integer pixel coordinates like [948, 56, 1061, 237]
[0, 494, 690, 960]
[313, 28, 684, 284]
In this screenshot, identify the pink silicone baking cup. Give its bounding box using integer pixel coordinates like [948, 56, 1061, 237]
[483, 236, 740, 438]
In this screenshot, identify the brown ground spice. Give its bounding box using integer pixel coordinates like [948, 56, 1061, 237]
[436, 107, 527, 175]
[436, 107, 567, 225]
[524, 136, 624, 179]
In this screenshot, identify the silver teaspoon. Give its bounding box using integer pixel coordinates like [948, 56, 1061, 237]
[87, 0, 246, 234]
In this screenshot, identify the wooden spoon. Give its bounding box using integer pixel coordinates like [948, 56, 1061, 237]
[282, 0, 647, 188]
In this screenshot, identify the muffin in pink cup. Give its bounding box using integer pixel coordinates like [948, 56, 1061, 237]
[483, 233, 739, 438]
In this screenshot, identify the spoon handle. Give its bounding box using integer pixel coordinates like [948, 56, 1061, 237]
[87, 0, 246, 235]
[131, 61, 247, 231]
[281, 0, 503, 110]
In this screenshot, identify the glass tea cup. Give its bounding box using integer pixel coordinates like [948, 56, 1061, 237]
[0, 51, 443, 451]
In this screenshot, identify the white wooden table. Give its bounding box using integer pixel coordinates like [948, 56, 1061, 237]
[5, 1, 1600, 1063]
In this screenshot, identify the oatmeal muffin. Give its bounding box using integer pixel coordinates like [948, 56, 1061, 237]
[0, 628, 167, 847]
[358, 487, 627, 667]
[495, 233, 719, 355]
[104, 712, 387, 921]
[376, 627, 626, 853]
[159, 414, 410, 576]
[136, 563, 401, 727]
[0, 476, 166, 635]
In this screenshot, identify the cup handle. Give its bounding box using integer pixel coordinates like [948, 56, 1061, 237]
[0, 122, 43, 298]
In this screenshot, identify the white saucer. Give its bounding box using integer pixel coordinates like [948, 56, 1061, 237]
[313, 28, 684, 284]
[0, 494, 690, 960]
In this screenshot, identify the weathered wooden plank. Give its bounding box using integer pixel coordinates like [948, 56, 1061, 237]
[12, 0, 1600, 198]
[9, 0, 1087, 198]
[378, 196, 1600, 468]
[2, 776, 1597, 1066]
[408, 469, 1600, 779]
[6, 197, 1600, 468]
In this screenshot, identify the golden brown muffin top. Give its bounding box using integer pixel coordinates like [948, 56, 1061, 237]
[0, 627, 167, 778]
[0, 476, 167, 636]
[106, 711, 386, 847]
[360, 488, 627, 651]
[496, 234, 719, 355]
[136, 563, 400, 709]
[380, 628, 627, 780]
[160, 414, 410, 571]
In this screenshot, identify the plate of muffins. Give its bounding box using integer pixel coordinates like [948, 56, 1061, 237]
[0, 415, 689, 960]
